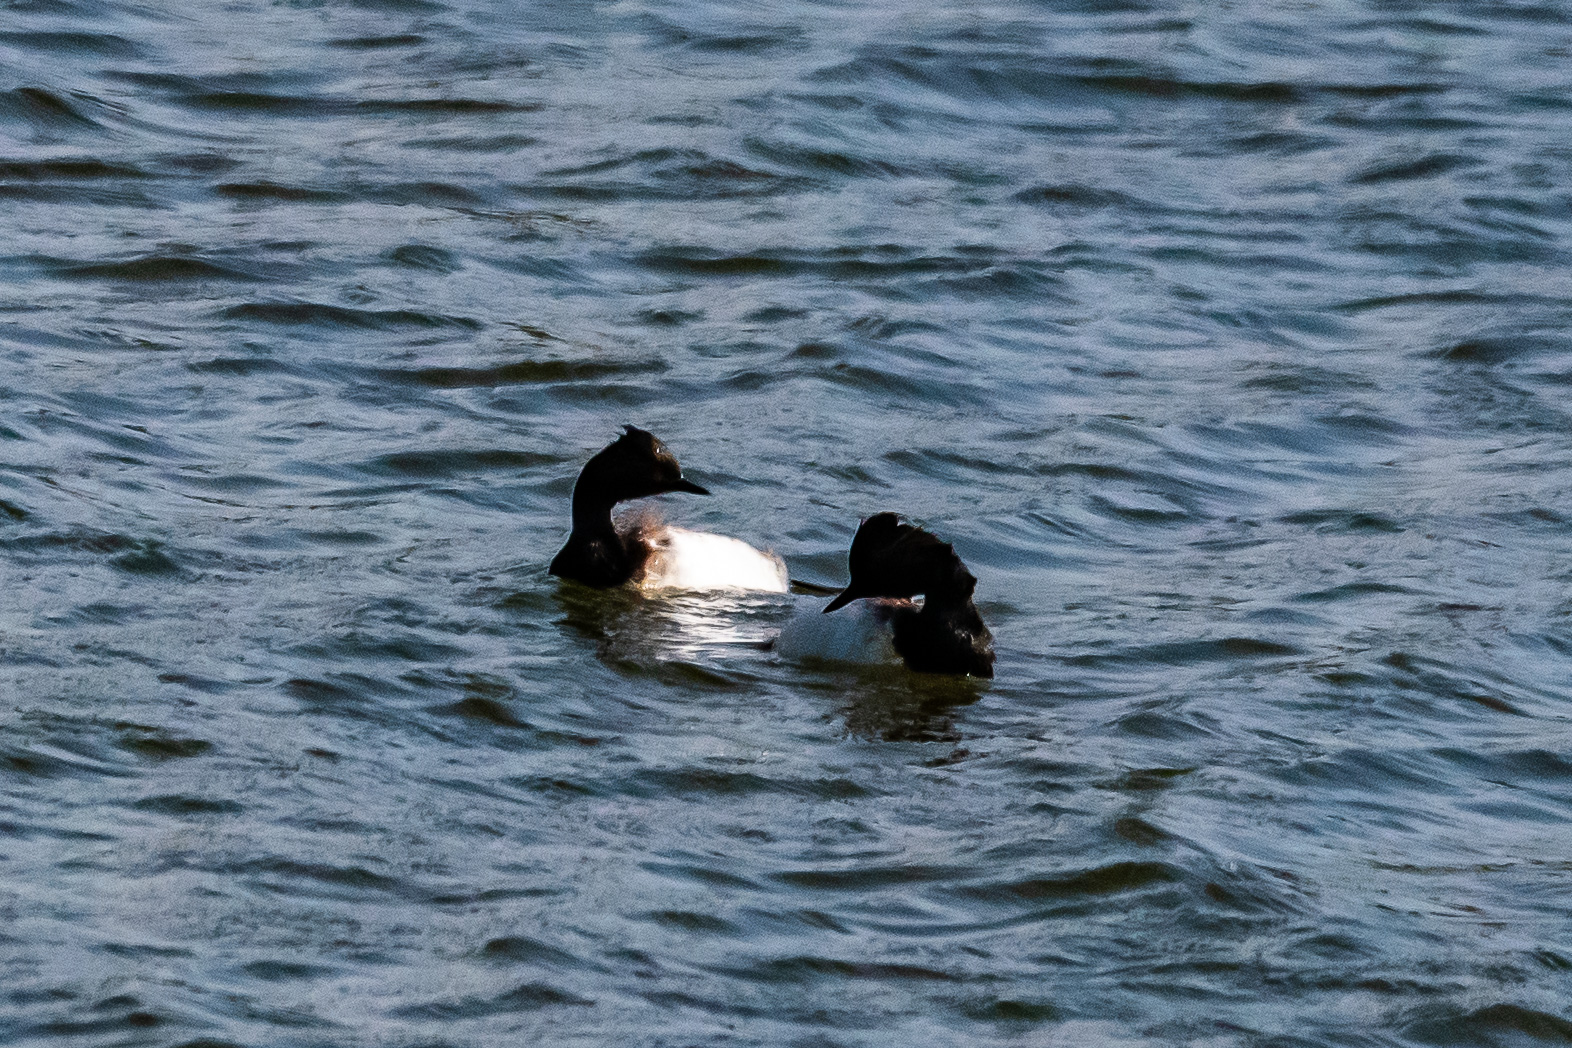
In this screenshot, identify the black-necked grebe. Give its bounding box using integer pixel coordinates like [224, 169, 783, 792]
[548, 425, 787, 592]
[777, 512, 994, 677]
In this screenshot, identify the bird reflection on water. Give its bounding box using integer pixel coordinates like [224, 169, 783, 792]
[551, 583, 779, 676]
[831, 673, 986, 744]
[549, 583, 984, 740]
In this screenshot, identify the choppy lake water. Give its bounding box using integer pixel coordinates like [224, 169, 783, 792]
[4, 1, 1572, 1044]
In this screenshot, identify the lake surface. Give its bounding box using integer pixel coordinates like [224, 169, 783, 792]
[4, 1, 1572, 1044]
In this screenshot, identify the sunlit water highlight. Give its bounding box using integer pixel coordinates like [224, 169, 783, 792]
[3, 1, 1572, 1045]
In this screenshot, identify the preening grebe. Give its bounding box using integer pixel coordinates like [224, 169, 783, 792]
[778, 512, 994, 677]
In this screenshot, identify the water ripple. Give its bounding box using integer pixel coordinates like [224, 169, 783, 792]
[4, 0, 1572, 1044]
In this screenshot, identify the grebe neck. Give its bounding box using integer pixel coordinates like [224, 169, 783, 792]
[569, 482, 620, 538]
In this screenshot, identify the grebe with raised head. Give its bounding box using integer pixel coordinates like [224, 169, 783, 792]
[548, 425, 788, 593]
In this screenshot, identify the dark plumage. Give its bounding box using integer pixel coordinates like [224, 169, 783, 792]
[823, 512, 995, 678]
[548, 425, 710, 587]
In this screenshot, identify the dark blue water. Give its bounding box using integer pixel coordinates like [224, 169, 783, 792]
[4, 1, 1572, 1044]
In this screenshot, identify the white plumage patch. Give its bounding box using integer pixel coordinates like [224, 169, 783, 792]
[775, 600, 907, 666]
[637, 526, 789, 594]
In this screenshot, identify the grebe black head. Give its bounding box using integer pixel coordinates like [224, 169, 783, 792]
[819, 512, 994, 677]
[824, 512, 977, 611]
[579, 424, 710, 505]
[548, 425, 712, 588]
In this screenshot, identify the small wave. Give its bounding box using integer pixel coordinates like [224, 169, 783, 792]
[215, 181, 350, 203]
[186, 356, 297, 376]
[392, 982, 593, 1020]
[1012, 183, 1142, 209]
[0, 86, 110, 131]
[1335, 288, 1519, 313]
[1222, 129, 1338, 155]
[531, 147, 805, 201]
[118, 731, 212, 761]
[223, 301, 480, 330]
[1436, 748, 1572, 786]
[1294, 581, 1415, 603]
[1075, 73, 1302, 104]
[0, 30, 144, 58]
[684, 30, 808, 55]
[20, 995, 166, 1038]
[775, 864, 966, 891]
[1113, 816, 1171, 846]
[639, 250, 795, 277]
[745, 137, 910, 178]
[1404, 1003, 1572, 1046]
[963, 861, 1184, 902]
[360, 180, 491, 206]
[1064, 637, 1300, 668]
[957, 998, 1061, 1024]
[328, 33, 427, 50]
[716, 955, 961, 985]
[1320, 81, 1452, 98]
[922, 263, 1071, 301]
[634, 768, 873, 800]
[1349, 152, 1477, 185]
[1435, 333, 1564, 364]
[1279, 509, 1405, 533]
[641, 910, 741, 934]
[2, 530, 183, 575]
[55, 254, 261, 282]
[1376, 651, 1532, 717]
[385, 244, 460, 272]
[222, 178, 491, 207]
[177, 90, 336, 115]
[635, 15, 806, 55]
[366, 448, 558, 477]
[1275, 747, 1462, 796]
[881, 448, 1037, 486]
[1102, 766, 1197, 792]
[240, 856, 409, 900]
[1, 740, 136, 780]
[378, 357, 665, 388]
[1085, 492, 1196, 527]
[639, 857, 762, 891]
[812, 362, 985, 405]
[480, 936, 594, 967]
[1199, 863, 1315, 916]
[281, 676, 377, 713]
[638, 247, 1047, 300]
[1353, 16, 1490, 38]
[342, 0, 444, 13]
[133, 794, 244, 816]
[429, 697, 531, 728]
[240, 959, 339, 982]
[356, 98, 540, 115]
[403, 133, 540, 152]
[0, 158, 145, 180]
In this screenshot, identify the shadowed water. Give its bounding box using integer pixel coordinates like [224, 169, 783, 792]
[3, 0, 1572, 1045]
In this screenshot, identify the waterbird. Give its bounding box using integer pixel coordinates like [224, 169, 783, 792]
[777, 512, 994, 677]
[548, 425, 788, 593]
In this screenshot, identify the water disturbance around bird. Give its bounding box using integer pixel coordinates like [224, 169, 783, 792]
[2, 1, 1571, 1045]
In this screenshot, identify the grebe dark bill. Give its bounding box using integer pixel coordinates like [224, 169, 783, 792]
[548, 425, 788, 593]
[778, 512, 994, 677]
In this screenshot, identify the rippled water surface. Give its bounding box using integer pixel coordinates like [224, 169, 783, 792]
[5, 1, 1572, 1044]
